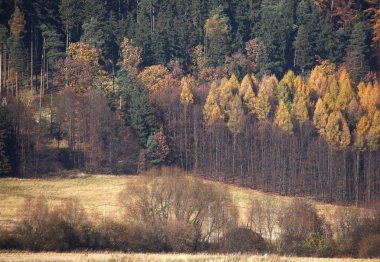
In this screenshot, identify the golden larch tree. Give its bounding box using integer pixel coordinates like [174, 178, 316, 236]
[227, 94, 244, 134]
[337, 68, 355, 111]
[292, 91, 309, 124]
[180, 79, 194, 105]
[354, 115, 370, 152]
[254, 88, 271, 121]
[275, 101, 293, 134]
[204, 83, 223, 126]
[325, 111, 351, 149]
[313, 98, 329, 136]
[367, 110, 380, 151]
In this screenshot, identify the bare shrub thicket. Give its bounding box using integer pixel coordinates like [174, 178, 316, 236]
[333, 204, 380, 258]
[118, 167, 238, 251]
[15, 196, 96, 251]
[277, 200, 334, 257]
[247, 198, 278, 243]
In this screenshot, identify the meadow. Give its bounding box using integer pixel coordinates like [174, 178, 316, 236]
[0, 252, 379, 262]
[0, 173, 368, 229]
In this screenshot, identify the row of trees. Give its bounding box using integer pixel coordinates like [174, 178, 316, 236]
[166, 62, 380, 204]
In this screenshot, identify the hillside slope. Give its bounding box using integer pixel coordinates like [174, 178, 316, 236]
[0, 173, 369, 230]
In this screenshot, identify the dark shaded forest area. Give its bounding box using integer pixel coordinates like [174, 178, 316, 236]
[0, 0, 380, 204]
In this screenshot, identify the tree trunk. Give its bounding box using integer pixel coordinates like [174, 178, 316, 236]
[30, 25, 34, 91]
[355, 152, 359, 207]
[0, 47, 2, 97]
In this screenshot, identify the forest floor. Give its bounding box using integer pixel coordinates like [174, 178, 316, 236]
[0, 173, 369, 230]
[0, 252, 379, 262]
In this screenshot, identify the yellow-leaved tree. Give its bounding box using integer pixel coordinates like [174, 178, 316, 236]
[275, 101, 293, 134]
[313, 98, 329, 136]
[307, 61, 335, 98]
[354, 115, 370, 152]
[219, 74, 239, 114]
[292, 90, 309, 124]
[282, 70, 296, 92]
[227, 94, 244, 134]
[120, 37, 142, 76]
[240, 74, 255, 114]
[336, 68, 355, 111]
[254, 87, 271, 121]
[367, 110, 380, 151]
[138, 64, 169, 97]
[325, 111, 351, 149]
[204, 82, 223, 126]
[180, 79, 194, 105]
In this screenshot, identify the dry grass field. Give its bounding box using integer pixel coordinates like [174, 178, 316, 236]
[0, 252, 379, 262]
[0, 173, 369, 229]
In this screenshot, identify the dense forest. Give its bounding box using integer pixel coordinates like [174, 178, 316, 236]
[0, 0, 380, 204]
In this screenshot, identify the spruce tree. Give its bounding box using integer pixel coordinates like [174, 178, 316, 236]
[204, 6, 231, 67]
[346, 20, 371, 83]
[0, 105, 17, 176]
[127, 78, 157, 146]
[294, 25, 313, 73]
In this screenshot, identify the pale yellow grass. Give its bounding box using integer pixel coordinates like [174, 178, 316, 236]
[0, 174, 370, 229]
[0, 252, 379, 262]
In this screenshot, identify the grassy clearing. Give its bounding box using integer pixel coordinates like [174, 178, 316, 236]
[0, 174, 369, 228]
[0, 252, 379, 262]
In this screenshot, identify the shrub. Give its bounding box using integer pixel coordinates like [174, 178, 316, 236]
[222, 227, 267, 253]
[277, 200, 327, 256]
[359, 234, 380, 258]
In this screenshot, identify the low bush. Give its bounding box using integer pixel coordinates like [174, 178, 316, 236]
[222, 227, 267, 253]
[359, 234, 380, 258]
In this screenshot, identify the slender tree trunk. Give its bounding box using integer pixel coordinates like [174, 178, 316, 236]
[0, 47, 2, 97]
[355, 152, 359, 207]
[30, 25, 33, 91]
[16, 72, 18, 101]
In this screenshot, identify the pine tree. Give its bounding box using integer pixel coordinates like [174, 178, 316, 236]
[128, 79, 157, 146]
[294, 25, 313, 72]
[346, 20, 371, 83]
[204, 6, 231, 66]
[40, 25, 65, 68]
[313, 98, 328, 136]
[145, 129, 170, 166]
[0, 105, 16, 176]
[81, 17, 106, 50]
[275, 100, 293, 134]
[60, 0, 84, 45]
[8, 5, 26, 87]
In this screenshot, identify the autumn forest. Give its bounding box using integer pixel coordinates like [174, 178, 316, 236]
[0, 0, 380, 207]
